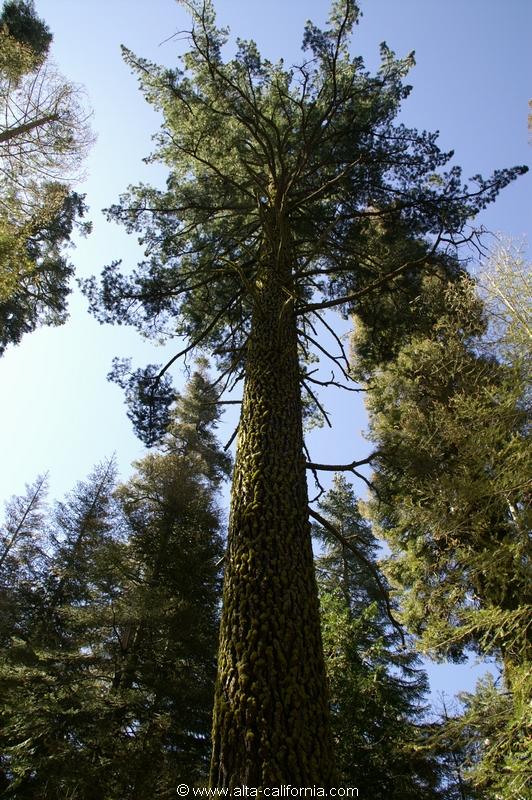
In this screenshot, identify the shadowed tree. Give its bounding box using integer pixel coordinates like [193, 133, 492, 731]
[107, 365, 228, 795]
[83, 0, 526, 786]
[0, 369, 228, 798]
[314, 475, 449, 799]
[0, 461, 122, 798]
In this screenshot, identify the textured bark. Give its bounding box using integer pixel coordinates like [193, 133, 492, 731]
[210, 243, 334, 787]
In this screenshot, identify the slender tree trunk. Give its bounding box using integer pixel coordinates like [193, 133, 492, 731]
[210, 245, 334, 787]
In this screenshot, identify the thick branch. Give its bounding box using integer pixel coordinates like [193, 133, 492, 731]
[0, 112, 61, 143]
[306, 456, 377, 495]
[305, 455, 377, 473]
[297, 238, 442, 316]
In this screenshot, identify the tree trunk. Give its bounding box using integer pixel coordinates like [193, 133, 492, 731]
[210, 248, 334, 787]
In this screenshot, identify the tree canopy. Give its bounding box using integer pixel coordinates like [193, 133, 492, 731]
[84, 0, 525, 439]
[0, 0, 92, 355]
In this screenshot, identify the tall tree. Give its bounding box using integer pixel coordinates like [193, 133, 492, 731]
[357, 262, 530, 798]
[84, 0, 526, 785]
[0, 475, 49, 792]
[0, 460, 122, 798]
[362, 275, 530, 668]
[108, 366, 227, 794]
[314, 475, 447, 799]
[0, 0, 92, 355]
[0, 368, 228, 797]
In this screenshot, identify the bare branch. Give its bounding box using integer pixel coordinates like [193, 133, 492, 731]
[155, 291, 242, 385]
[303, 370, 363, 392]
[298, 327, 351, 383]
[302, 379, 332, 428]
[305, 454, 377, 473]
[304, 440, 325, 504]
[309, 308, 352, 375]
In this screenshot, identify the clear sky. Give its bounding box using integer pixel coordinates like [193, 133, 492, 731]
[1, 0, 530, 702]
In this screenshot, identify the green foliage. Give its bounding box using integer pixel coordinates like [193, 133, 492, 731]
[112, 448, 223, 791]
[0, 1, 51, 73]
[0, 369, 228, 796]
[314, 476, 446, 798]
[165, 362, 232, 482]
[434, 669, 531, 800]
[348, 225, 482, 381]
[0, 0, 91, 355]
[0, 474, 48, 651]
[364, 275, 530, 665]
[0, 460, 122, 798]
[357, 256, 531, 798]
[83, 0, 525, 438]
[0, 189, 89, 355]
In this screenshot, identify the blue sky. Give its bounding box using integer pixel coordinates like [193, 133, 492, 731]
[1, 0, 530, 701]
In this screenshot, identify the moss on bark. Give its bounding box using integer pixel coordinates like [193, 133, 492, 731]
[210, 255, 334, 787]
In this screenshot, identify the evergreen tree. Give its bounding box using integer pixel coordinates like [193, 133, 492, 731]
[0, 1, 51, 60]
[0, 475, 49, 792]
[0, 368, 227, 797]
[107, 366, 227, 794]
[446, 674, 531, 800]
[362, 276, 530, 666]
[314, 475, 446, 799]
[83, 0, 525, 785]
[0, 0, 51, 83]
[0, 461, 123, 798]
[0, 473, 47, 595]
[357, 264, 530, 798]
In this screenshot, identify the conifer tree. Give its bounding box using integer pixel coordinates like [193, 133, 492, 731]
[0, 461, 123, 798]
[0, 369, 227, 797]
[0, 476, 49, 791]
[83, 0, 525, 785]
[356, 262, 530, 798]
[108, 365, 227, 794]
[314, 475, 447, 798]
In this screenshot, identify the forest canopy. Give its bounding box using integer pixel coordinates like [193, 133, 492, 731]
[0, 0, 529, 797]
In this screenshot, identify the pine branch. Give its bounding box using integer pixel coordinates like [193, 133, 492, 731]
[308, 506, 405, 646]
[297, 236, 442, 316]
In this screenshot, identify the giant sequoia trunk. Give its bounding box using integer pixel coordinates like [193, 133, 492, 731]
[210, 247, 334, 787]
